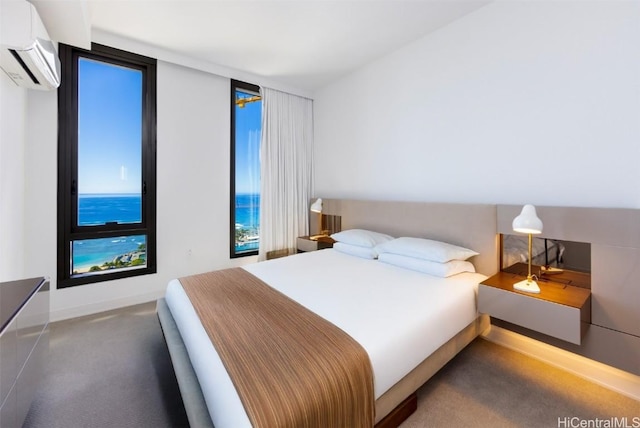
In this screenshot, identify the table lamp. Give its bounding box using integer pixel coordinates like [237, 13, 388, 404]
[512, 204, 543, 293]
[309, 198, 325, 240]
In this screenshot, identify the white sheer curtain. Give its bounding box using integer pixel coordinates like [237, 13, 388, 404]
[258, 87, 314, 261]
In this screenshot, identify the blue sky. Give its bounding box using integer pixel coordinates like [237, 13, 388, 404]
[235, 90, 262, 195]
[78, 58, 142, 195]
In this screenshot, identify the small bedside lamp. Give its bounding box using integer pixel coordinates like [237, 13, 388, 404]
[309, 198, 325, 240]
[512, 204, 543, 293]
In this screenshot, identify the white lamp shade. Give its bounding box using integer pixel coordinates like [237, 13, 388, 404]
[512, 204, 543, 234]
[310, 198, 323, 213]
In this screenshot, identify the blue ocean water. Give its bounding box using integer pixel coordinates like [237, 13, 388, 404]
[78, 194, 141, 226]
[235, 193, 260, 252]
[74, 194, 145, 272]
[235, 193, 260, 228]
[73, 235, 146, 272]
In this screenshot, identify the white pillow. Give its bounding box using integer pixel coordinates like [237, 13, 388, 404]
[333, 242, 378, 259]
[375, 237, 478, 262]
[330, 229, 394, 248]
[378, 253, 476, 277]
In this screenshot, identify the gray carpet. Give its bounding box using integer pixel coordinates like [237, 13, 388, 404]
[401, 338, 640, 427]
[23, 302, 189, 428]
[23, 302, 639, 428]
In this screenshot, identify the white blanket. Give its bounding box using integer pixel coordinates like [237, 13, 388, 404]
[165, 249, 486, 428]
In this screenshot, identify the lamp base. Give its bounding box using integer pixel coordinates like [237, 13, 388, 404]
[309, 234, 327, 241]
[513, 278, 541, 294]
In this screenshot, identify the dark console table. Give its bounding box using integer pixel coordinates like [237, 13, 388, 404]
[0, 277, 50, 427]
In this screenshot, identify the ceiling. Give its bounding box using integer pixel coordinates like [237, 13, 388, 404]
[35, 0, 492, 93]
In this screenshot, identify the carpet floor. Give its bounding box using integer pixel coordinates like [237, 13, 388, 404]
[23, 302, 188, 428]
[23, 302, 639, 428]
[401, 338, 639, 427]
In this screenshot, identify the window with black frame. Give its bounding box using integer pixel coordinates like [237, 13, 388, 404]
[230, 80, 262, 258]
[57, 43, 157, 287]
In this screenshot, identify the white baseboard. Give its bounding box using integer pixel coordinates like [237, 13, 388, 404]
[481, 325, 640, 402]
[50, 289, 165, 322]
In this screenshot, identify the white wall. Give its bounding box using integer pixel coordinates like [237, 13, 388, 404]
[314, 1, 640, 208]
[157, 62, 248, 278]
[21, 60, 256, 321]
[0, 73, 27, 281]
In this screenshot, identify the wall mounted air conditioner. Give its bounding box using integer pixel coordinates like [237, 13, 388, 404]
[0, 0, 61, 90]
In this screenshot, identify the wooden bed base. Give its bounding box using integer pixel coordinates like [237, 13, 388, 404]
[375, 394, 418, 428]
[157, 297, 489, 427]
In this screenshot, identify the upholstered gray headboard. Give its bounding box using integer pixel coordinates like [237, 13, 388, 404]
[317, 199, 499, 276]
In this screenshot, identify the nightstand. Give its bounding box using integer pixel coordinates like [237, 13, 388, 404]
[478, 268, 591, 345]
[296, 236, 335, 253]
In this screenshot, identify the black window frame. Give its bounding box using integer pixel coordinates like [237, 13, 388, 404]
[57, 43, 157, 288]
[230, 79, 261, 258]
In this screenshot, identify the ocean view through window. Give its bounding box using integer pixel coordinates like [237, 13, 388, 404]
[234, 193, 260, 253]
[72, 194, 145, 274]
[72, 234, 146, 274]
[231, 80, 262, 257]
[78, 194, 142, 226]
[58, 43, 157, 287]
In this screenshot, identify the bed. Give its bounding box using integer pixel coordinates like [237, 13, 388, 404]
[157, 200, 498, 427]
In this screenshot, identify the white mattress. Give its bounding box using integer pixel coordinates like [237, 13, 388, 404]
[165, 249, 486, 428]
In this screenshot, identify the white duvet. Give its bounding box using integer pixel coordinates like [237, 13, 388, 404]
[165, 249, 486, 428]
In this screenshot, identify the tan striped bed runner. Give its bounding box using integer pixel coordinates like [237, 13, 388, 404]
[179, 268, 375, 428]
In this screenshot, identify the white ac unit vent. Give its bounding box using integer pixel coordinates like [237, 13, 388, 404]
[0, 0, 61, 90]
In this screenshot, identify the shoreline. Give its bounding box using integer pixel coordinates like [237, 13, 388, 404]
[73, 250, 146, 275]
